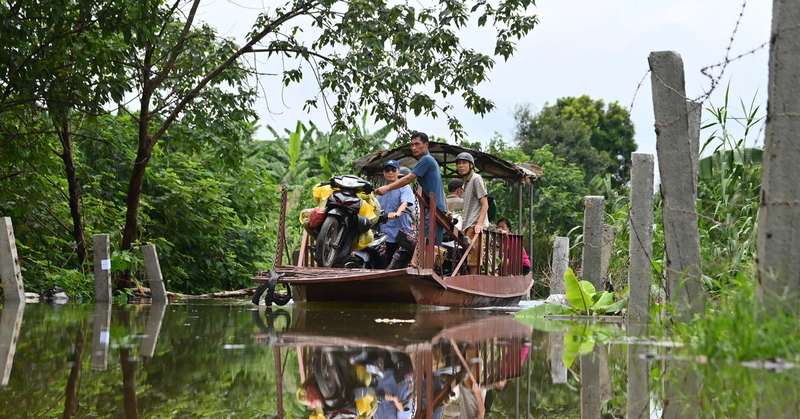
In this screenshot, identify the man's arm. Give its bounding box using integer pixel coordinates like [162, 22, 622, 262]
[475, 196, 488, 234]
[376, 173, 417, 196]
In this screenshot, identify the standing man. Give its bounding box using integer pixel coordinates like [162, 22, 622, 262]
[456, 152, 489, 275]
[376, 132, 447, 244]
[376, 160, 415, 260]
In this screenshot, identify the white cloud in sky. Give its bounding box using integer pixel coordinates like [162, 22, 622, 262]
[197, 0, 772, 177]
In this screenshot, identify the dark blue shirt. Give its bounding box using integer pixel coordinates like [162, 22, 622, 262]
[412, 152, 447, 213]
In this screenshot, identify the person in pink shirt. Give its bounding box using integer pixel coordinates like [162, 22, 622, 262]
[496, 218, 531, 276]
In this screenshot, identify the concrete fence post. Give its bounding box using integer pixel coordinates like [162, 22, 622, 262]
[91, 303, 111, 370]
[757, 0, 800, 311]
[0, 302, 24, 386]
[549, 331, 567, 384]
[93, 234, 112, 303]
[550, 237, 569, 294]
[580, 344, 601, 419]
[600, 224, 618, 284]
[627, 324, 650, 419]
[649, 51, 704, 321]
[687, 100, 702, 194]
[0, 218, 25, 302]
[582, 196, 605, 290]
[142, 244, 168, 304]
[140, 303, 167, 358]
[628, 153, 655, 326]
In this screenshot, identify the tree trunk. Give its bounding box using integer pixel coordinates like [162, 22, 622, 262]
[54, 116, 89, 268]
[63, 327, 86, 419]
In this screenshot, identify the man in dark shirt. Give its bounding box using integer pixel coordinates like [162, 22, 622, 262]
[376, 132, 447, 244]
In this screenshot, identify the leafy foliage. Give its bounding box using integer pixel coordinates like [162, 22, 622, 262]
[514, 96, 637, 185]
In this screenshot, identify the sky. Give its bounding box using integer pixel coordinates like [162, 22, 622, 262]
[195, 0, 772, 174]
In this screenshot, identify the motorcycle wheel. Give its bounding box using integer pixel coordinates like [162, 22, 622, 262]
[313, 349, 350, 408]
[316, 217, 345, 267]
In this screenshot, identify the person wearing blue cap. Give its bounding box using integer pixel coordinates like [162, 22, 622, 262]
[376, 132, 447, 245]
[376, 159, 415, 260]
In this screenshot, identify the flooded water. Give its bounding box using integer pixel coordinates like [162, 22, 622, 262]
[0, 300, 798, 419]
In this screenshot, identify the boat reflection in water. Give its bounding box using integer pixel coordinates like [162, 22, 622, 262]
[252, 307, 533, 419]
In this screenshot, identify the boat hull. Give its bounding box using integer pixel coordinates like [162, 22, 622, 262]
[256, 266, 533, 308]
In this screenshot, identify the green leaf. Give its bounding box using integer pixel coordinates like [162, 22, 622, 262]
[288, 121, 302, 169]
[590, 291, 615, 313]
[564, 268, 593, 312]
[515, 303, 575, 318]
[562, 324, 595, 368]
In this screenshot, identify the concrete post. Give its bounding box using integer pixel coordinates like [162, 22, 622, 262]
[140, 303, 167, 358]
[549, 331, 567, 384]
[91, 303, 111, 370]
[757, 0, 800, 311]
[649, 51, 705, 321]
[93, 234, 112, 303]
[626, 324, 650, 419]
[582, 196, 605, 290]
[0, 302, 24, 385]
[551, 237, 569, 294]
[628, 153, 655, 326]
[600, 224, 618, 284]
[580, 344, 601, 419]
[142, 244, 168, 304]
[662, 360, 699, 419]
[687, 100, 702, 194]
[0, 218, 25, 302]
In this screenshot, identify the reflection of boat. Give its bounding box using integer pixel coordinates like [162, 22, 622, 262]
[253, 143, 540, 308]
[252, 307, 533, 419]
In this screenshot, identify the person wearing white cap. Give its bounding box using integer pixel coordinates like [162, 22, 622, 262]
[376, 159, 414, 260]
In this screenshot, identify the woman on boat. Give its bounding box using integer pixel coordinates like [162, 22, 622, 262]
[496, 218, 531, 276]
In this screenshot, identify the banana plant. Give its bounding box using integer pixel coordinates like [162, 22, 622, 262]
[515, 268, 626, 318]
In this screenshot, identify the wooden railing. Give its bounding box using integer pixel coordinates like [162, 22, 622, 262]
[415, 188, 525, 278]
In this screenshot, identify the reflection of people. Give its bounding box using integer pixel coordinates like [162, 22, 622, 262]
[496, 218, 531, 275]
[376, 132, 447, 245]
[376, 160, 414, 260]
[456, 152, 488, 275]
[375, 361, 414, 419]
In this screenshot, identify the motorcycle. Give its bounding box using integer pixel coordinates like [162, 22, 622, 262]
[315, 175, 375, 268]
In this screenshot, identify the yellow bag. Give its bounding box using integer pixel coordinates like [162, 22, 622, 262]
[299, 208, 318, 238]
[350, 230, 374, 251]
[357, 192, 381, 226]
[312, 184, 335, 206]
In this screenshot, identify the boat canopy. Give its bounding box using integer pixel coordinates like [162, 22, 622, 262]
[353, 142, 543, 185]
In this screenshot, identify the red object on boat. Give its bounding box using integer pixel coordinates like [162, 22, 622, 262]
[308, 207, 325, 228]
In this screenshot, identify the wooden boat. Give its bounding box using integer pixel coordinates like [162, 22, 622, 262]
[253, 143, 541, 308]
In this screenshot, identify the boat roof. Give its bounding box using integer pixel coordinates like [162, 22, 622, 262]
[353, 142, 543, 185]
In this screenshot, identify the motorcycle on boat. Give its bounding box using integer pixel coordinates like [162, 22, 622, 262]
[315, 175, 375, 268]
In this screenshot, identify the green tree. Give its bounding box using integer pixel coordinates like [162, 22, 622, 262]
[114, 0, 539, 276]
[514, 96, 637, 185]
